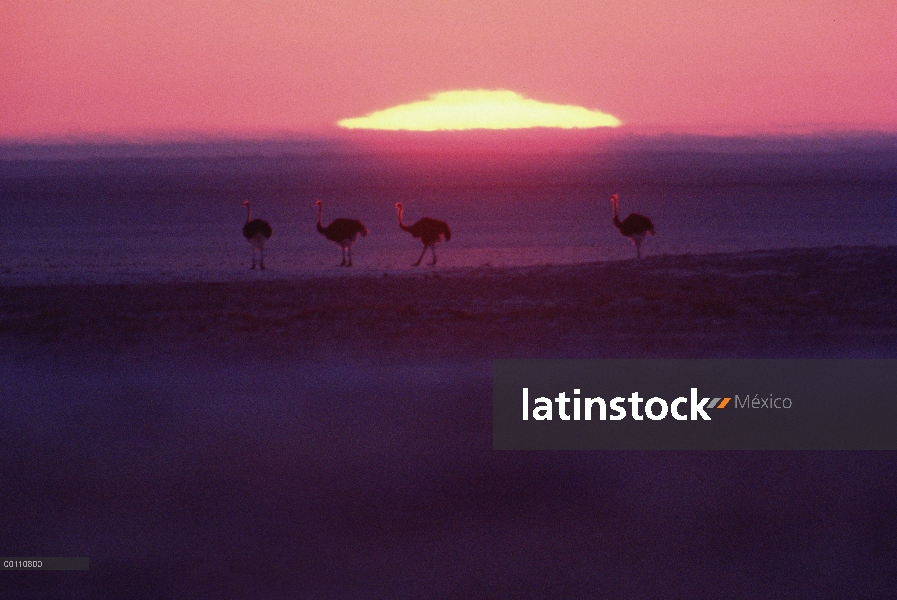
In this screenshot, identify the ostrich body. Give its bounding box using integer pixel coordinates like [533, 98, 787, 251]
[395, 202, 451, 266]
[611, 194, 654, 258]
[315, 200, 368, 266]
[242, 201, 272, 269]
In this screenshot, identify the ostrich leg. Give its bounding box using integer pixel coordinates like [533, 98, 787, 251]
[413, 245, 428, 267]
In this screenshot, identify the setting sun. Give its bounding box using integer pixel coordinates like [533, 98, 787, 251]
[337, 90, 622, 131]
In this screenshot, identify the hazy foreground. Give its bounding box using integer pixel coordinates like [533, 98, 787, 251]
[3, 246, 896, 359]
[2, 246, 897, 598]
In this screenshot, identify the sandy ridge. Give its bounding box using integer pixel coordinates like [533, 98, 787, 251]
[2, 246, 895, 359]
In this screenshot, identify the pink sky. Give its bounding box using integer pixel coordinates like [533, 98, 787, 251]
[2, 0, 895, 139]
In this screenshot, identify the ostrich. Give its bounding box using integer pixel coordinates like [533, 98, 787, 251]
[611, 194, 655, 258]
[242, 200, 272, 269]
[315, 199, 368, 266]
[395, 202, 451, 266]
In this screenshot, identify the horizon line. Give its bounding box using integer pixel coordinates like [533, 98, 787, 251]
[3, 125, 897, 146]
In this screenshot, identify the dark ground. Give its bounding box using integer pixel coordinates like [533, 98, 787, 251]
[3, 246, 897, 359]
[2, 246, 896, 598]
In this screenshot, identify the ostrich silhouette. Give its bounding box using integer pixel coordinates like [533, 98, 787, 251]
[611, 194, 654, 258]
[242, 200, 272, 269]
[315, 200, 368, 266]
[395, 202, 451, 266]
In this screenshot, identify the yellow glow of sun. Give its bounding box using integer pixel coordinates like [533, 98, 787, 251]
[337, 90, 622, 131]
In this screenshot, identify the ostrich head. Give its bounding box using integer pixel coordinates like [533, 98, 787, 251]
[394, 202, 403, 211]
[243, 200, 250, 207]
[314, 199, 322, 208]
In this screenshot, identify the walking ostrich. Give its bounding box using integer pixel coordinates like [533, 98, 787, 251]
[395, 202, 451, 266]
[315, 199, 368, 266]
[242, 200, 272, 269]
[611, 194, 655, 258]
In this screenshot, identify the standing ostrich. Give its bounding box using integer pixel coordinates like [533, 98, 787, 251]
[242, 200, 272, 269]
[611, 194, 655, 258]
[315, 199, 368, 266]
[395, 202, 451, 266]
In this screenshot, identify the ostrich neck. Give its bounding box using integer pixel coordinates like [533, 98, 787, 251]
[397, 207, 408, 230]
[245, 204, 251, 223]
[612, 200, 624, 228]
[316, 205, 325, 232]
